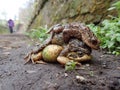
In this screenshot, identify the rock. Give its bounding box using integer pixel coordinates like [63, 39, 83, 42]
[28, 0, 118, 29]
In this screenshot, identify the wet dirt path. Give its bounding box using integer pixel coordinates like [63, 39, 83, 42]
[0, 34, 120, 90]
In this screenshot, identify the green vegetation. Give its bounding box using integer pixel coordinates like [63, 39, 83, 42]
[88, 1, 120, 55]
[0, 24, 9, 34]
[27, 1, 120, 56]
[65, 60, 77, 71]
[26, 26, 49, 42]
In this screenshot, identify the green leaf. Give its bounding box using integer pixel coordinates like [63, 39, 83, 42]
[87, 1, 120, 55]
[108, 7, 116, 11]
[108, 42, 115, 48]
[65, 60, 76, 71]
[116, 37, 120, 42]
[112, 1, 120, 9]
[117, 47, 120, 49]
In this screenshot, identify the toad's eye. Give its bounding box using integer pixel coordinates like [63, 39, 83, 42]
[67, 52, 78, 58]
[91, 39, 97, 45]
[77, 51, 83, 55]
[90, 37, 97, 44]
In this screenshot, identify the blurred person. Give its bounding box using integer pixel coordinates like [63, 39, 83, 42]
[7, 19, 14, 33]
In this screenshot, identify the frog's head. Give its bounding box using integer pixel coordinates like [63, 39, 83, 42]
[67, 52, 92, 62]
[81, 26, 100, 50]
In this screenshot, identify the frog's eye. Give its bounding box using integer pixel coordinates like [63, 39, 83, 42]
[91, 38, 97, 45]
[77, 52, 83, 57]
[67, 52, 78, 58]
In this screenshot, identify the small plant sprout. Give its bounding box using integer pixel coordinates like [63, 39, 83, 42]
[65, 60, 77, 71]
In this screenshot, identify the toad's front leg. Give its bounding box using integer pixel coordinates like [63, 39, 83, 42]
[57, 46, 78, 65]
[57, 45, 92, 65]
[57, 46, 69, 65]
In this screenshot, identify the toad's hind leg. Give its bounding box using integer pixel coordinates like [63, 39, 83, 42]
[24, 51, 43, 64]
[34, 31, 54, 54]
[47, 24, 64, 34]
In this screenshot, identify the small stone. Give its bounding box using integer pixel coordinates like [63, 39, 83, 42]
[25, 70, 37, 74]
[76, 75, 86, 81]
[100, 55, 104, 58]
[117, 67, 120, 70]
[86, 64, 90, 67]
[64, 73, 68, 77]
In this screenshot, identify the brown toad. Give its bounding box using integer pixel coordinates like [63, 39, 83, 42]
[24, 22, 100, 65]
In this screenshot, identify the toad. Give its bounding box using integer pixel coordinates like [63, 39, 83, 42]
[24, 22, 100, 65]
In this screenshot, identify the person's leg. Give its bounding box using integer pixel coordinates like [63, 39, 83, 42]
[9, 27, 13, 33]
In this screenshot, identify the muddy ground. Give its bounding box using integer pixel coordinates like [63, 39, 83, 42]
[0, 34, 120, 90]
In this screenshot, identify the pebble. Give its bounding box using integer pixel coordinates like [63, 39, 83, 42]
[64, 73, 68, 77]
[76, 75, 86, 82]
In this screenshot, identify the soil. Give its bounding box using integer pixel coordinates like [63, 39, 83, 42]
[0, 34, 120, 90]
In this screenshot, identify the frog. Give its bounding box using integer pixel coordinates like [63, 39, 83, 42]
[24, 22, 100, 65]
[47, 22, 100, 50]
[24, 38, 92, 65]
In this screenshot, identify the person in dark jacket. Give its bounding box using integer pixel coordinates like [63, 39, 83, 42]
[8, 19, 14, 33]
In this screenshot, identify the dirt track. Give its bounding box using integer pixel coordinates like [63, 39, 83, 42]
[0, 34, 120, 90]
